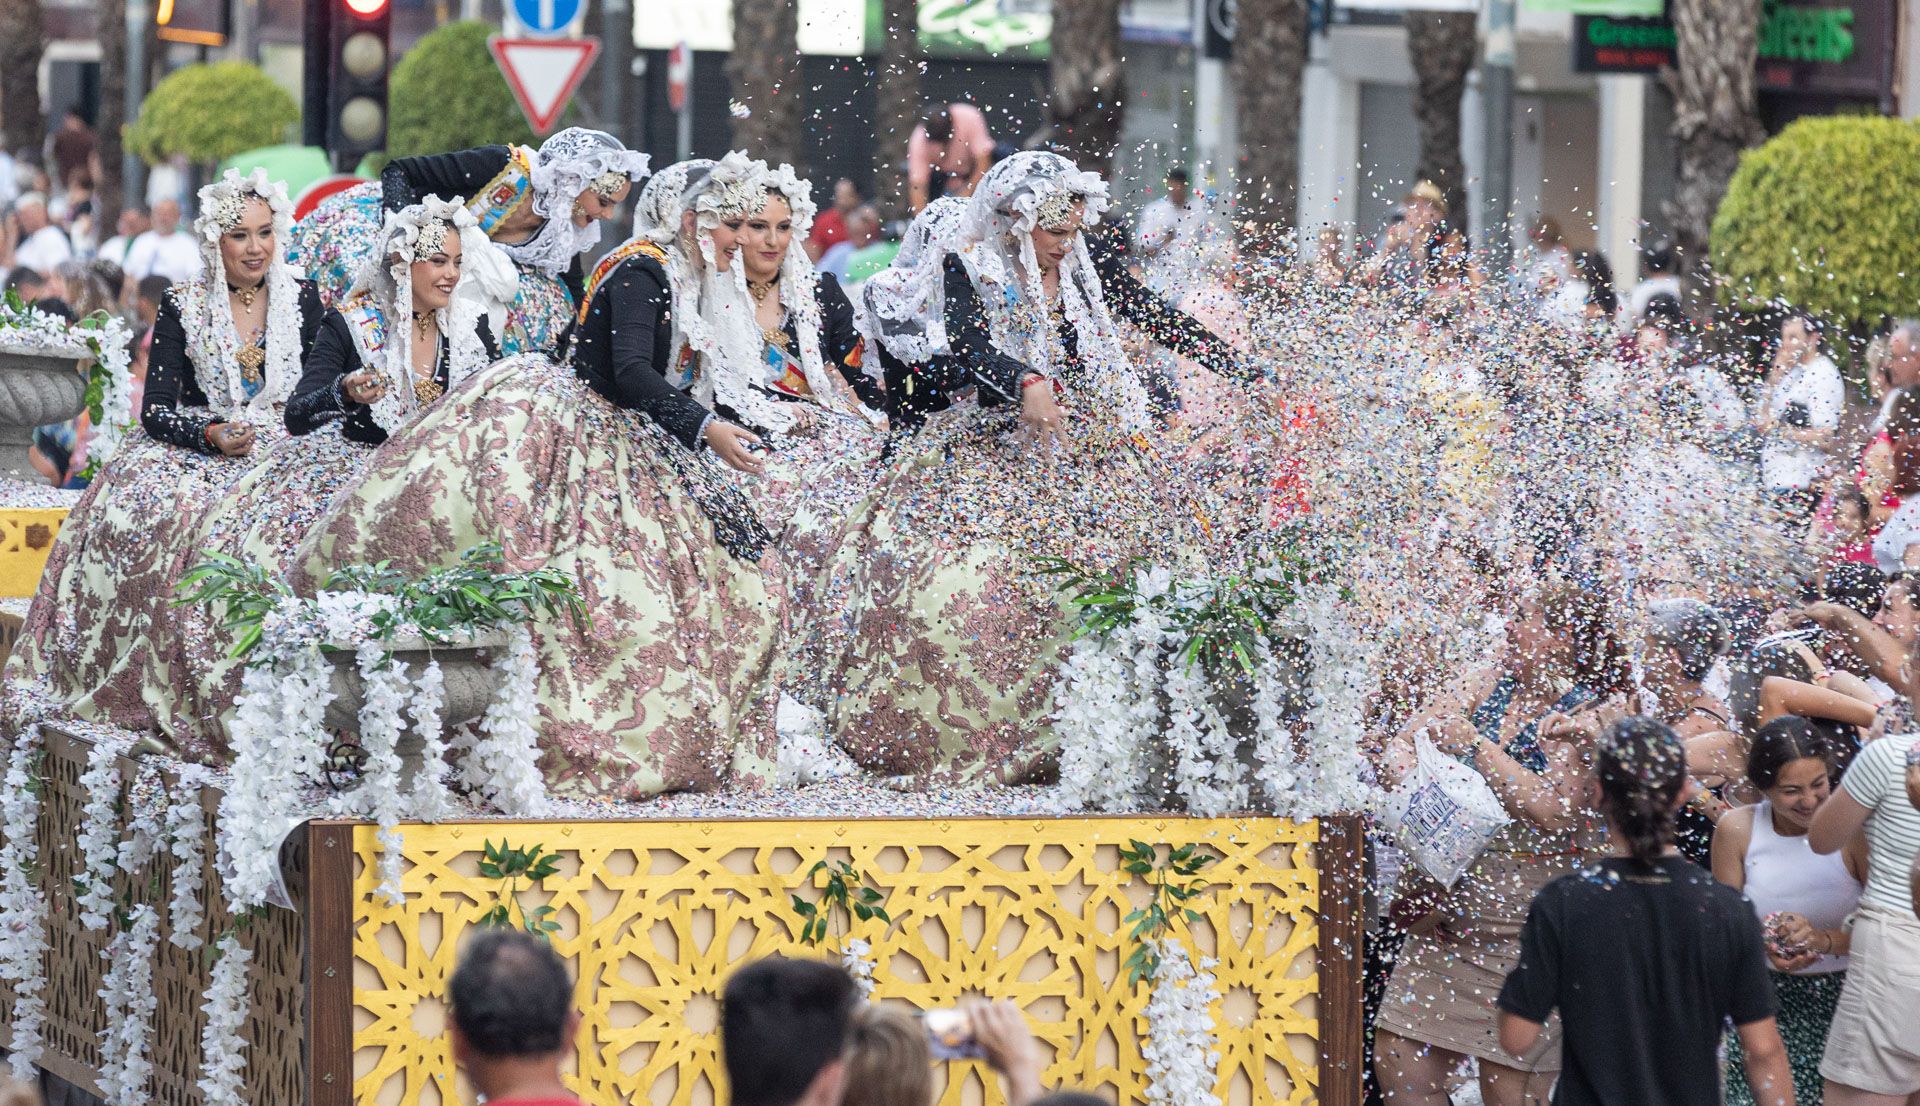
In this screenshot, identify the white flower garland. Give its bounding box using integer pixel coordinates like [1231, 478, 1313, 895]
[75, 733, 133, 930]
[408, 659, 457, 820]
[222, 599, 549, 910]
[219, 629, 333, 912]
[197, 933, 252, 1106]
[96, 903, 161, 1105]
[1287, 585, 1380, 820]
[1162, 653, 1248, 818]
[166, 765, 212, 949]
[1051, 568, 1381, 819]
[0, 724, 49, 1078]
[840, 937, 877, 997]
[326, 644, 412, 905]
[1140, 939, 1221, 1106]
[464, 626, 551, 818]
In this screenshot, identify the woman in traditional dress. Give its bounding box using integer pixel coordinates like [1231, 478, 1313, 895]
[289, 127, 647, 356]
[694, 158, 888, 715]
[292, 156, 786, 800]
[820, 152, 1244, 782]
[5, 170, 323, 738]
[148, 198, 501, 753]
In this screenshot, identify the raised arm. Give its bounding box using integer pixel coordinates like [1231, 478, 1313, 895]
[379, 146, 513, 213]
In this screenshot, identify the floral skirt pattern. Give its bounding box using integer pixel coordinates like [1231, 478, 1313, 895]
[822, 405, 1209, 782]
[153, 427, 377, 759]
[756, 412, 886, 711]
[294, 355, 786, 800]
[4, 420, 289, 741]
[1726, 970, 1844, 1106]
[287, 183, 574, 356]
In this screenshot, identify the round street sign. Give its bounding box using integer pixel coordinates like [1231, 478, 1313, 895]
[509, 0, 581, 36]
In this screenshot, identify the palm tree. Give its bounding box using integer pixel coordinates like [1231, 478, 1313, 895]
[1663, 0, 1763, 289]
[95, 0, 128, 234]
[869, 0, 920, 222]
[1047, 0, 1125, 175]
[727, 0, 803, 169]
[1404, 10, 1477, 228]
[0, 0, 47, 155]
[1231, 0, 1308, 257]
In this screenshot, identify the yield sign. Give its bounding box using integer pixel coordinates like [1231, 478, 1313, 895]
[489, 36, 601, 135]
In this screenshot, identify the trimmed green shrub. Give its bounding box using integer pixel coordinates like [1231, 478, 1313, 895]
[387, 22, 543, 161]
[1711, 115, 1920, 323]
[127, 62, 300, 167]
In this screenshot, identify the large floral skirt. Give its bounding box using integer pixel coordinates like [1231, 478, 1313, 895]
[294, 355, 786, 800]
[4, 419, 289, 739]
[287, 183, 574, 356]
[152, 427, 377, 758]
[823, 405, 1209, 782]
[756, 412, 886, 710]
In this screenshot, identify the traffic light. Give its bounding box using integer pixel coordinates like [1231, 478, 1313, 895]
[303, 0, 391, 171]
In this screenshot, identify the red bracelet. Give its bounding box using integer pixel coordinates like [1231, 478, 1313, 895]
[1020, 373, 1048, 390]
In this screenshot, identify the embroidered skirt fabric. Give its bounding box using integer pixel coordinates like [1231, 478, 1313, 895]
[4, 420, 289, 740]
[294, 355, 786, 800]
[821, 405, 1210, 783]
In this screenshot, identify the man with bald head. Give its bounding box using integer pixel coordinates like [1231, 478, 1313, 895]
[123, 197, 201, 286]
[11, 193, 72, 276]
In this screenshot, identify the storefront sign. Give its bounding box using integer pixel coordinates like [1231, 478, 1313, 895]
[1524, 0, 1662, 18]
[1575, 0, 1893, 98]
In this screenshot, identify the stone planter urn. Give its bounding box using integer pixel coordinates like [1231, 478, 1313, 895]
[321, 631, 510, 776]
[0, 344, 89, 483]
[1141, 632, 1314, 813]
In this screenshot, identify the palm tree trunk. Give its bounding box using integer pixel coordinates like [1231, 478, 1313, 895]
[0, 0, 47, 156]
[1662, 0, 1763, 290]
[95, 0, 128, 235]
[1046, 0, 1125, 176]
[1232, 0, 1308, 257]
[869, 0, 919, 222]
[1404, 10, 1477, 229]
[727, 0, 802, 170]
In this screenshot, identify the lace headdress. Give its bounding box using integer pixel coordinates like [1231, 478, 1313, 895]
[343, 196, 493, 434]
[852, 196, 970, 365]
[503, 127, 651, 276]
[707, 160, 879, 431]
[635, 158, 714, 245]
[184, 168, 302, 417]
[956, 151, 1148, 429]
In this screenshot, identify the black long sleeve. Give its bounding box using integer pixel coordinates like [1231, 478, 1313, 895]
[380, 146, 514, 212]
[141, 289, 218, 453]
[812, 273, 885, 411]
[289, 312, 502, 445]
[285, 310, 357, 436]
[570, 255, 712, 450]
[880, 254, 1033, 434]
[1086, 227, 1249, 383]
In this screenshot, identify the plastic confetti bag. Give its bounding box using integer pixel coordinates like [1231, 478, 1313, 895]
[1380, 735, 1511, 888]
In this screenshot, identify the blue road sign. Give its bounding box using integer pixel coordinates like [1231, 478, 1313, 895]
[509, 0, 581, 36]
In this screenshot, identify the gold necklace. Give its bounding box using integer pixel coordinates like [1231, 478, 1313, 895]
[412, 312, 435, 340]
[232, 281, 264, 309]
[747, 278, 779, 306]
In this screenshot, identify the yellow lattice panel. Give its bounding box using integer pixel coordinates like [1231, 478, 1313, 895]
[0, 506, 68, 598]
[350, 817, 1326, 1106]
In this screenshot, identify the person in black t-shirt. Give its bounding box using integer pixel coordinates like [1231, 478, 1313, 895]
[1496, 717, 1796, 1106]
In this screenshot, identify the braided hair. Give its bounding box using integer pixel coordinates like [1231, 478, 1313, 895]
[1596, 716, 1689, 868]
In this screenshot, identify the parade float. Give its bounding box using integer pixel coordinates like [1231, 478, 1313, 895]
[0, 534, 1368, 1106]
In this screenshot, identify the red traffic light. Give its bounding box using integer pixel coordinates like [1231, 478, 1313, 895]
[343, 0, 388, 17]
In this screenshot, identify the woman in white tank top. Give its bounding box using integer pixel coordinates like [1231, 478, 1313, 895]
[1713, 716, 1867, 1106]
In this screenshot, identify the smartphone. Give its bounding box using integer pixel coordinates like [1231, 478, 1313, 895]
[922, 1008, 983, 1061]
